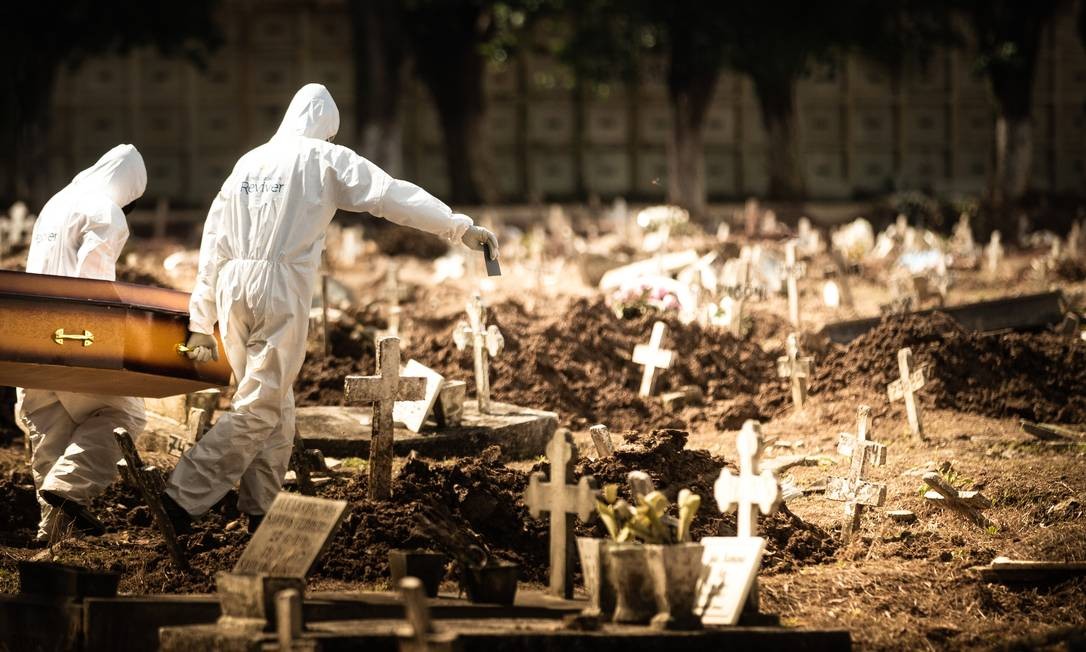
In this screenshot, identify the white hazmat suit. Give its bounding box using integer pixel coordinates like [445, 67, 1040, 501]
[16, 144, 148, 539]
[166, 83, 476, 517]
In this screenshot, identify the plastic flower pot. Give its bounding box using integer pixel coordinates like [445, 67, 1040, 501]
[605, 544, 657, 624]
[461, 562, 519, 605]
[649, 542, 705, 630]
[388, 549, 447, 598]
[576, 537, 615, 617]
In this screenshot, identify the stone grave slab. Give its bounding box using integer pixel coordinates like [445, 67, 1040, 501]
[393, 360, 445, 434]
[695, 536, 766, 626]
[235, 493, 348, 578]
[296, 401, 558, 460]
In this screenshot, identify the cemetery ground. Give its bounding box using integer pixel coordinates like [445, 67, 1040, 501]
[1, 226, 1085, 650]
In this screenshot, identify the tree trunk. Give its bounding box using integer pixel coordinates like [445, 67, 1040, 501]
[406, 6, 495, 205]
[348, 0, 406, 175]
[994, 115, 1032, 202]
[665, 76, 716, 217]
[752, 75, 806, 200]
[665, 29, 720, 218]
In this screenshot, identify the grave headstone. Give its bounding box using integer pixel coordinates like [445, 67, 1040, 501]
[709, 420, 780, 618]
[452, 294, 504, 414]
[922, 472, 992, 530]
[525, 429, 598, 598]
[344, 337, 427, 500]
[776, 333, 813, 410]
[589, 424, 615, 458]
[722, 247, 758, 337]
[432, 380, 466, 428]
[234, 492, 348, 578]
[826, 406, 887, 543]
[632, 321, 674, 397]
[887, 347, 926, 439]
[393, 360, 446, 434]
[113, 428, 188, 570]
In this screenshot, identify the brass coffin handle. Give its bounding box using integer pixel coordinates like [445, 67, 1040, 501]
[54, 328, 94, 347]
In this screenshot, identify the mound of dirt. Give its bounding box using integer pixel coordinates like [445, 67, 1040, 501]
[0, 479, 40, 543]
[808, 312, 1086, 423]
[407, 298, 779, 430]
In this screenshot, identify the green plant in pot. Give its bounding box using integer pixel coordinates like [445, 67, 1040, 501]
[596, 484, 703, 629]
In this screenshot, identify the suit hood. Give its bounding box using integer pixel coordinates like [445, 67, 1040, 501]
[71, 144, 147, 208]
[275, 83, 340, 141]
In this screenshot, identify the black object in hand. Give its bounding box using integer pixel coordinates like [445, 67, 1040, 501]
[483, 242, 501, 277]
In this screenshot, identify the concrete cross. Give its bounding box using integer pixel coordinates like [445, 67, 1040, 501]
[783, 241, 806, 330]
[776, 333, 813, 410]
[589, 424, 615, 458]
[397, 577, 458, 652]
[113, 428, 189, 571]
[922, 472, 993, 529]
[887, 347, 926, 439]
[344, 336, 426, 500]
[714, 420, 781, 539]
[452, 294, 504, 414]
[826, 405, 887, 542]
[384, 262, 402, 338]
[525, 429, 598, 598]
[632, 321, 674, 397]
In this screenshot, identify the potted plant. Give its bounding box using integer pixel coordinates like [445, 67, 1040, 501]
[595, 485, 703, 629]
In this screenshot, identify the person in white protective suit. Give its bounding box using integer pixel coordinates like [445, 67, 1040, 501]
[163, 83, 498, 532]
[16, 144, 149, 540]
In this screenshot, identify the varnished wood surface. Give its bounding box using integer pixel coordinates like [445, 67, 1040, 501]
[0, 271, 232, 397]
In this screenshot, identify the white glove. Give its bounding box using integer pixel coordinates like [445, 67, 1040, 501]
[460, 225, 500, 260]
[185, 331, 219, 363]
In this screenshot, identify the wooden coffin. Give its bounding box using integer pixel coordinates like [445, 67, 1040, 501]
[0, 270, 232, 398]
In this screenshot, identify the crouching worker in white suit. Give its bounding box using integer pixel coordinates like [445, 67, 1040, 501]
[16, 144, 149, 540]
[163, 83, 498, 532]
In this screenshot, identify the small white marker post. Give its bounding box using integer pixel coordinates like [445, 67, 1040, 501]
[826, 405, 887, 542]
[776, 333, 813, 410]
[632, 321, 674, 397]
[589, 424, 615, 458]
[783, 241, 806, 330]
[985, 231, 1003, 278]
[452, 294, 504, 414]
[525, 429, 598, 599]
[713, 420, 780, 615]
[344, 337, 427, 500]
[887, 347, 926, 439]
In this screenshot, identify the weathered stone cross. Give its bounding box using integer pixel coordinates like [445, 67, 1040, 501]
[783, 240, 806, 330]
[715, 420, 781, 539]
[632, 321, 674, 397]
[344, 336, 426, 500]
[777, 333, 813, 410]
[589, 424, 615, 458]
[826, 405, 887, 542]
[452, 294, 504, 414]
[397, 576, 457, 652]
[114, 428, 189, 571]
[525, 429, 598, 598]
[887, 347, 926, 439]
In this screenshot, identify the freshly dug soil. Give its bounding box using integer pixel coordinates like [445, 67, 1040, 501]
[775, 312, 1086, 424]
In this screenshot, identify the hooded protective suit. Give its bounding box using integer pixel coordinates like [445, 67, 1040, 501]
[16, 144, 148, 539]
[165, 83, 474, 516]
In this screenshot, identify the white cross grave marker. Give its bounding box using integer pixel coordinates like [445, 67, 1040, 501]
[826, 405, 887, 542]
[452, 294, 504, 414]
[722, 247, 760, 337]
[922, 472, 993, 530]
[887, 347, 926, 439]
[384, 262, 402, 338]
[776, 333, 813, 410]
[632, 321, 674, 397]
[704, 420, 781, 620]
[783, 241, 806, 330]
[525, 429, 598, 598]
[344, 336, 427, 500]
